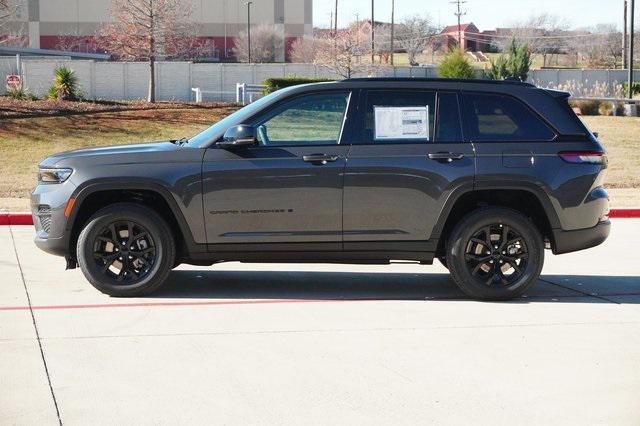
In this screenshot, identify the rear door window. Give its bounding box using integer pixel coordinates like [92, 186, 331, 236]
[362, 90, 436, 143]
[462, 93, 556, 142]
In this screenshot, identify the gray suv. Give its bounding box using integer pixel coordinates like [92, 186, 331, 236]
[32, 78, 610, 300]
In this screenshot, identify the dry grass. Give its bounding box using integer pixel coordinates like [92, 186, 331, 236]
[0, 110, 637, 211]
[0, 107, 238, 205]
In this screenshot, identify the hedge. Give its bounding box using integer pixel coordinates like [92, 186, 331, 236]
[262, 77, 335, 94]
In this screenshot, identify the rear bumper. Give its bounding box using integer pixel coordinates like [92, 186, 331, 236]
[552, 220, 611, 255]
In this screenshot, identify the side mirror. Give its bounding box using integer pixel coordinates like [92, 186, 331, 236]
[217, 125, 256, 148]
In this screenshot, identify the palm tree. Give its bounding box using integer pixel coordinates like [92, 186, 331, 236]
[49, 67, 79, 101]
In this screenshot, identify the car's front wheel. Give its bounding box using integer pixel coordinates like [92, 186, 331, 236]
[76, 203, 176, 297]
[446, 207, 544, 301]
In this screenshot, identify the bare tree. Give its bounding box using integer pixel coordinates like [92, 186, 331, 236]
[0, 0, 27, 46]
[397, 14, 440, 66]
[234, 24, 284, 63]
[500, 13, 570, 67]
[373, 24, 391, 63]
[99, 0, 196, 102]
[314, 26, 367, 78]
[289, 36, 317, 63]
[576, 24, 623, 69]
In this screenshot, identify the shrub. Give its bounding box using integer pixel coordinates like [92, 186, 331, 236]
[6, 86, 37, 100]
[438, 48, 475, 79]
[47, 67, 80, 101]
[622, 82, 640, 96]
[598, 101, 625, 116]
[569, 99, 601, 116]
[487, 39, 531, 81]
[262, 76, 334, 94]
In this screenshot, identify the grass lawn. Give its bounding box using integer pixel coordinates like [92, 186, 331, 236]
[0, 109, 637, 211]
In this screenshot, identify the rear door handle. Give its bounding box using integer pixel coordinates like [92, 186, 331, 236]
[428, 152, 465, 162]
[303, 154, 339, 164]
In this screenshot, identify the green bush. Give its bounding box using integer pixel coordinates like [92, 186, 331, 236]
[622, 82, 640, 96]
[569, 99, 601, 116]
[487, 39, 531, 81]
[47, 66, 80, 101]
[262, 76, 334, 94]
[438, 48, 475, 79]
[6, 86, 37, 100]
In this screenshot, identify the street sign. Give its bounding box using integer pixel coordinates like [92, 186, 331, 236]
[6, 74, 21, 90]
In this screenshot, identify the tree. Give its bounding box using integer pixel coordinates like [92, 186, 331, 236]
[373, 24, 391, 63]
[438, 48, 475, 79]
[578, 24, 623, 69]
[47, 67, 80, 101]
[314, 26, 367, 78]
[396, 14, 440, 66]
[99, 0, 197, 103]
[289, 36, 317, 63]
[487, 39, 531, 81]
[234, 24, 284, 63]
[500, 13, 570, 67]
[0, 0, 27, 46]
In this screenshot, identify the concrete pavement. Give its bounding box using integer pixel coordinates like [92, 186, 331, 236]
[2, 221, 640, 425]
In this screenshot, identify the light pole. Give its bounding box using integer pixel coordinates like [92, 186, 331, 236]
[629, 0, 635, 100]
[390, 0, 395, 65]
[371, 0, 375, 63]
[624, 0, 628, 69]
[245, 1, 253, 63]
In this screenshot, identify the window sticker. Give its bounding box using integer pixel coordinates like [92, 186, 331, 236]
[374, 106, 429, 140]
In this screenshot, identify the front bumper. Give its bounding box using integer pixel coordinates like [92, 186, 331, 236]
[552, 220, 611, 255]
[31, 181, 76, 258]
[34, 234, 67, 257]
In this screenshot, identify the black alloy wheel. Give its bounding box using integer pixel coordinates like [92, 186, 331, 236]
[93, 220, 157, 283]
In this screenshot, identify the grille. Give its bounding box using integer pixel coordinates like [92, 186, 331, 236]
[37, 205, 52, 234]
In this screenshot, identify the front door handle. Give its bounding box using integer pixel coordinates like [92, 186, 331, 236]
[428, 152, 465, 163]
[303, 154, 340, 164]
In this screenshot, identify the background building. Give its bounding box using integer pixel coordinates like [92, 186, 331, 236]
[2, 0, 313, 61]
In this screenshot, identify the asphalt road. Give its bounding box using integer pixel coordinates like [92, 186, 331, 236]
[2, 220, 640, 425]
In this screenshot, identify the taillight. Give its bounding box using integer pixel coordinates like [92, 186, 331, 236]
[558, 151, 607, 166]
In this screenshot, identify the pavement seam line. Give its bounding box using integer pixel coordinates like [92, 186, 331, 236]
[539, 277, 621, 305]
[8, 225, 63, 426]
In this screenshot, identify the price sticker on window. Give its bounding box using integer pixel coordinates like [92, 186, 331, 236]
[374, 106, 429, 140]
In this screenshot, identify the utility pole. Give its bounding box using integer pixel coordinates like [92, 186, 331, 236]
[371, 0, 375, 64]
[334, 0, 338, 36]
[450, 0, 467, 49]
[624, 0, 628, 69]
[390, 0, 395, 65]
[245, 1, 253, 63]
[629, 0, 635, 100]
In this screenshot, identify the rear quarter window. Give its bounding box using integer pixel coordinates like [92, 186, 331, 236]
[462, 93, 556, 142]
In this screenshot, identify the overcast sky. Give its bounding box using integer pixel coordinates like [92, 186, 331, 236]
[313, 0, 627, 30]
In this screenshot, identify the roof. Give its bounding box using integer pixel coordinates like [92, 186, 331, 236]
[0, 46, 110, 60]
[441, 23, 477, 34]
[340, 77, 534, 87]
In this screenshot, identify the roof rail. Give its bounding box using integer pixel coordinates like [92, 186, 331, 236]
[340, 77, 535, 87]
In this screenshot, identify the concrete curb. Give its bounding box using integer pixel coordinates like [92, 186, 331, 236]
[2, 209, 640, 226]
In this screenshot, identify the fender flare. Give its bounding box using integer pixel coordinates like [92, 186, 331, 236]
[66, 178, 201, 251]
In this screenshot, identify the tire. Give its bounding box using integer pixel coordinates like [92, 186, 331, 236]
[445, 207, 544, 301]
[76, 203, 176, 297]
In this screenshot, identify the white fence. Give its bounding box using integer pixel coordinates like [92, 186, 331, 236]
[1, 56, 639, 102]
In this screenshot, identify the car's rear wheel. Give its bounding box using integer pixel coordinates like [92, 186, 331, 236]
[77, 203, 175, 297]
[445, 207, 544, 301]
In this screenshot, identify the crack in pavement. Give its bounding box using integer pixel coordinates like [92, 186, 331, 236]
[8, 225, 63, 426]
[539, 277, 621, 304]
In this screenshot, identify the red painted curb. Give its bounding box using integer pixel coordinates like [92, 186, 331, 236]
[1, 209, 640, 226]
[609, 209, 640, 218]
[0, 212, 33, 225]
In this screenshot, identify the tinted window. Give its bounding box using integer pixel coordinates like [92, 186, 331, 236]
[253, 91, 350, 146]
[462, 93, 555, 142]
[363, 90, 436, 143]
[436, 92, 462, 142]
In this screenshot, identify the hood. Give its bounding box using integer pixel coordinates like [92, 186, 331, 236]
[39, 141, 181, 168]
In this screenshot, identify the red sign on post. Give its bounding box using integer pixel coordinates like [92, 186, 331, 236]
[6, 74, 21, 90]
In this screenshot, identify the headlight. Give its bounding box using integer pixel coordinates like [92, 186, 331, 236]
[38, 168, 73, 183]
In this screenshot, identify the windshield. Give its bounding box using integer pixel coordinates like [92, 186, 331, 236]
[187, 87, 296, 148]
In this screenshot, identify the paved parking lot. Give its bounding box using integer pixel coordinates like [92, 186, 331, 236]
[2, 220, 640, 425]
